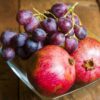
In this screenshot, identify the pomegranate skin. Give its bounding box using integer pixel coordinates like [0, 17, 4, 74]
[72, 37, 100, 83]
[28, 45, 75, 97]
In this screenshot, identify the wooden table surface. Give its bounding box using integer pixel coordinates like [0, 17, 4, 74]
[0, 0, 100, 100]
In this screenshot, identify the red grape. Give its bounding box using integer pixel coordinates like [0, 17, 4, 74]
[74, 25, 87, 40]
[74, 15, 80, 25]
[51, 3, 68, 18]
[0, 30, 17, 46]
[58, 17, 72, 33]
[2, 48, 15, 61]
[24, 16, 40, 33]
[66, 28, 74, 37]
[42, 18, 57, 34]
[24, 39, 38, 53]
[11, 33, 28, 48]
[32, 28, 47, 42]
[65, 37, 78, 54]
[49, 32, 65, 46]
[66, 14, 80, 25]
[17, 10, 33, 25]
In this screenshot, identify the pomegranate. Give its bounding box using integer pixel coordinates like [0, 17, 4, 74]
[72, 37, 100, 83]
[28, 45, 75, 97]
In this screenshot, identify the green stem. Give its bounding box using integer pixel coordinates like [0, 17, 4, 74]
[65, 28, 73, 36]
[64, 2, 79, 17]
[33, 8, 47, 19]
[70, 2, 79, 12]
[73, 13, 82, 25]
[72, 12, 75, 27]
[65, 12, 75, 36]
[44, 10, 57, 19]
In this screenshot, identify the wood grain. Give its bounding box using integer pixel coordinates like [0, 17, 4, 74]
[0, 0, 19, 100]
[0, 0, 100, 100]
[96, 0, 100, 9]
[19, 0, 100, 100]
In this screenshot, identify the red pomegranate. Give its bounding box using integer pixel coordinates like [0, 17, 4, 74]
[28, 45, 75, 97]
[72, 37, 100, 83]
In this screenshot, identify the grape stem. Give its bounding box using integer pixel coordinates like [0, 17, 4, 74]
[33, 8, 47, 19]
[65, 28, 73, 36]
[73, 13, 82, 25]
[33, 13, 43, 21]
[64, 2, 79, 17]
[65, 12, 75, 36]
[72, 12, 75, 27]
[44, 10, 57, 19]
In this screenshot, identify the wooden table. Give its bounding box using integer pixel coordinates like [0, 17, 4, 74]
[0, 0, 100, 100]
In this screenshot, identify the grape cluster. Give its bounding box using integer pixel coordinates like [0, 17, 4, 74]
[0, 2, 88, 61]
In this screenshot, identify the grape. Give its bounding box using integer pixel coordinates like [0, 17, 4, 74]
[66, 28, 74, 37]
[49, 32, 65, 46]
[74, 25, 87, 40]
[24, 39, 38, 53]
[11, 33, 28, 48]
[2, 48, 15, 61]
[58, 17, 72, 33]
[0, 30, 17, 46]
[42, 18, 57, 34]
[51, 3, 68, 18]
[37, 41, 43, 50]
[32, 28, 47, 42]
[66, 14, 80, 25]
[17, 10, 33, 25]
[66, 14, 72, 19]
[74, 15, 80, 25]
[65, 37, 78, 54]
[24, 16, 40, 33]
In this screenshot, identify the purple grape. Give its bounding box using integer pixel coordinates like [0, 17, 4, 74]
[66, 13, 72, 18]
[49, 32, 65, 46]
[74, 25, 87, 40]
[2, 48, 15, 61]
[32, 28, 47, 42]
[24, 16, 40, 33]
[51, 3, 68, 18]
[16, 47, 32, 59]
[11, 33, 28, 48]
[66, 14, 80, 25]
[0, 30, 17, 46]
[17, 10, 33, 25]
[24, 39, 38, 53]
[66, 28, 74, 37]
[74, 15, 80, 25]
[65, 37, 78, 54]
[58, 17, 72, 33]
[37, 41, 43, 50]
[42, 18, 57, 34]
